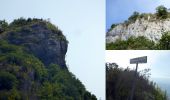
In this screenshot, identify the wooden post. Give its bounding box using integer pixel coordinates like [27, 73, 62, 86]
[130, 63, 138, 100]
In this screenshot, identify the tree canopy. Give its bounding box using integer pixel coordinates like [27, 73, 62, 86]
[156, 5, 168, 19]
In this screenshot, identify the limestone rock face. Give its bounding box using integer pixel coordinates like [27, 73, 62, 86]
[1, 22, 68, 68]
[106, 18, 170, 43]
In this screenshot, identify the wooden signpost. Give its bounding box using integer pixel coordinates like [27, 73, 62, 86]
[129, 56, 147, 100]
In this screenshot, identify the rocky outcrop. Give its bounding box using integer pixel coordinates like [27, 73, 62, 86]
[0, 18, 97, 100]
[106, 18, 170, 43]
[0, 21, 68, 68]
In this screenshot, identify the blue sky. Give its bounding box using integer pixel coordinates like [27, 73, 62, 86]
[106, 0, 170, 30]
[0, 0, 105, 99]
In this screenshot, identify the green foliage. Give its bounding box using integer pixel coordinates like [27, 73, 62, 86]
[10, 17, 28, 27]
[128, 11, 140, 22]
[111, 24, 117, 29]
[0, 71, 18, 90]
[38, 63, 97, 100]
[39, 81, 62, 100]
[157, 32, 170, 49]
[38, 64, 97, 100]
[0, 40, 47, 80]
[0, 20, 8, 33]
[107, 24, 117, 32]
[156, 5, 168, 19]
[106, 33, 170, 50]
[6, 17, 68, 42]
[9, 17, 42, 28]
[0, 88, 21, 100]
[84, 91, 97, 100]
[106, 63, 168, 100]
[0, 71, 20, 100]
[46, 21, 59, 32]
[106, 36, 156, 50]
[0, 40, 23, 53]
[0, 41, 96, 100]
[45, 21, 67, 41]
[106, 39, 127, 50]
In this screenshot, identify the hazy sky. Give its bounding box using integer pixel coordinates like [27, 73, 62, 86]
[0, 0, 105, 99]
[106, 50, 170, 80]
[106, 0, 170, 30]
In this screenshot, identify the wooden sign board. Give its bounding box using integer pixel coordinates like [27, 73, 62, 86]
[130, 56, 147, 64]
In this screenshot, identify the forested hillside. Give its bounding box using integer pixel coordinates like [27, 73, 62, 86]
[106, 63, 168, 100]
[0, 18, 97, 100]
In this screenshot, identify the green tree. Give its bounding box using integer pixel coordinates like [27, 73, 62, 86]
[128, 11, 140, 22]
[0, 20, 8, 33]
[106, 36, 156, 50]
[42, 82, 53, 99]
[158, 32, 170, 49]
[0, 71, 18, 90]
[156, 5, 168, 19]
[10, 17, 27, 27]
[111, 24, 117, 29]
[106, 63, 168, 100]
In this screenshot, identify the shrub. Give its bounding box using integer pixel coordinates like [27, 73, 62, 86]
[0, 20, 8, 33]
[10, 17, 28, 27]
[157, 32, 170, 49]
[106, 36, 156, 50]
[106, 63, 168, 100]
[156, 5, 168, 19]
[0, 72, 18, 90]
[111, 24, 117, 29]
[128, 11, 140, 22]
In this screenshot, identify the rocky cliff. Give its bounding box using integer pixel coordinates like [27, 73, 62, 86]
[0, 18, 97, 100]
[106, 17, 170, 43]
[0, 19, 68, 68]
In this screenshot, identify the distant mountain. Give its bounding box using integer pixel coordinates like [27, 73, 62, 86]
[0, 18, 97, 100]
